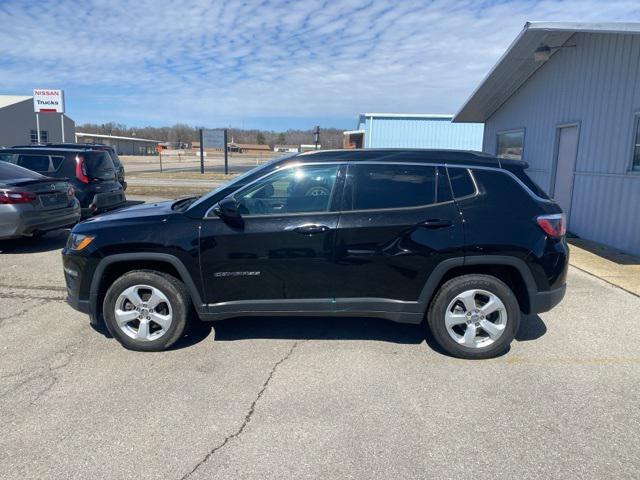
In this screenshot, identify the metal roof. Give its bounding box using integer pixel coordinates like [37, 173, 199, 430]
[453, 22, 640, 123]
[75, 132, 160, 143]
[362, 113, 453, 119]
[0, 95, 31, 109]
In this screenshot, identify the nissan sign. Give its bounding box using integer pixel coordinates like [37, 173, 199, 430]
[33, 89, 65, 113]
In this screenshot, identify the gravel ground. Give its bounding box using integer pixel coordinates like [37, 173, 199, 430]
[0, 229, 638, 480]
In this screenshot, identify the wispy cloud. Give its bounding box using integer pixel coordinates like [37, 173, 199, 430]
[1, 0, 639, 129]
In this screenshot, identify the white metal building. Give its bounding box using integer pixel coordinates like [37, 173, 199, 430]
[344, 113, 483, 150]
[0, 95, 75, 147]
[454, 22, 640, 256]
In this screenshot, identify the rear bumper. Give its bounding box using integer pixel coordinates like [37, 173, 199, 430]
[81, 190, 126, 216]
[530, 283, 566, 314]
[0, 201, 81, 239]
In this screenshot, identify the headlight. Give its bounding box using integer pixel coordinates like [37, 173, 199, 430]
[67, 233, 95, 251]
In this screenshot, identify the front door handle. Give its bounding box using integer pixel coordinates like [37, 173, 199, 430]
[419, 219, 453, 229]
[291, 224, 330, 235]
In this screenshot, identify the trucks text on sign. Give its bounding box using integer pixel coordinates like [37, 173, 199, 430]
[33, 89, 65, 113]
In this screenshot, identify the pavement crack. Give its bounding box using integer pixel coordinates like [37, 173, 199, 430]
[0, 283, 66, 292]
[179, 341, 301, 480]
[0, 299, 47, 327]
[0, 293, 65, 302]
[0, 336, 84, 408]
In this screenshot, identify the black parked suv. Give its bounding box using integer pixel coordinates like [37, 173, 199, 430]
[0, 147, 126, 216]
[38, 143, 127, 190]
[62, 149, 568, 359]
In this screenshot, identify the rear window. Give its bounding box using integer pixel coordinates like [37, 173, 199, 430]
[85, 152, 115, 178]
[108, 151, 122, 168]
[0, 161, 43, 180]
[17, 154, 50, 173]
[505, 166, 549, 199]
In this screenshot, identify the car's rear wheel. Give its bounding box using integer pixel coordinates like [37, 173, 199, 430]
[427, 274, 520, 359]
[103, 270, 191, 351]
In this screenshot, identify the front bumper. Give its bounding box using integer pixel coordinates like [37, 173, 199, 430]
[530, 283, 566, 314]
[66, 293, 91, 314]
[62, 250, 100, 324]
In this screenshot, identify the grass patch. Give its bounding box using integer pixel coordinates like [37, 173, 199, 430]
[129, 171, 239, 181]
[126, 185, 212, 198]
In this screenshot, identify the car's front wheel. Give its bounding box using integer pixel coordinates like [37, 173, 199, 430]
[427, 274, 520, 359]
[103, 270, 191, 351]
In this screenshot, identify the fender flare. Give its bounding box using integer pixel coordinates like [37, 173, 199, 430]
[417, 255, 538, 311]
[88, 252, 205, 318]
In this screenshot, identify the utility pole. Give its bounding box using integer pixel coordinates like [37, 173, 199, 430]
[314, 125, 320, 150]
[224, 128, 229, 175]
[199, 129, 205, 174]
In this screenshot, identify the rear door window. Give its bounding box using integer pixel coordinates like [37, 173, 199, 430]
[0, 153, 13, 163]
[345, 164, 443, 211]
[17, 154, 51, 173]
[447, 168, 477, 199]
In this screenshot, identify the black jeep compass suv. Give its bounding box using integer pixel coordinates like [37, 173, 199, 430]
[62, 149, 568, 359]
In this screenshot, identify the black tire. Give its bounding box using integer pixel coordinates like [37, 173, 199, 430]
[103, 270, 191, 351]
[427, 274, 520, 359]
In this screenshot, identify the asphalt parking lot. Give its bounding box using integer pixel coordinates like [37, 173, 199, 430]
[1, 229, 639, 480]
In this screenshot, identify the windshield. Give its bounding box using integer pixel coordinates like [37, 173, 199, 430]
[189, 154, 295, 209]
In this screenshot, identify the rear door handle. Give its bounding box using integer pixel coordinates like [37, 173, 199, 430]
[291, 224, 331, 235]
[419, 219, 453, 229]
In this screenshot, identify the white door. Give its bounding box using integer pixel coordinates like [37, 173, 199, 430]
[553, 125, 579, 218]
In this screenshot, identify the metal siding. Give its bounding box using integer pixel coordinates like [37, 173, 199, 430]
[483, 32, 640, 255]
[0, 100, 75, 146]
[364, 116, 483, 150]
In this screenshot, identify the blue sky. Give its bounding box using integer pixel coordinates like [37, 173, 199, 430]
[2, 0, 639, 130]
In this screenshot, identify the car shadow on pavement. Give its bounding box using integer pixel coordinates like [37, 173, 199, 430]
[92, 313, 547, 354]
[212, 316, 427, 344]
[0, 228, 71, 254]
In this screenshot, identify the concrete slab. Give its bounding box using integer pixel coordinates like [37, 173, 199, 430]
[569, 238, 640, 297]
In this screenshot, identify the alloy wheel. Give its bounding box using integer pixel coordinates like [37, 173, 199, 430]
[114, 284, 173, 341]
[444, 289, 508, 348]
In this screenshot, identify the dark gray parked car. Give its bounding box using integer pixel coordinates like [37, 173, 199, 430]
[0, 162, 80, 239]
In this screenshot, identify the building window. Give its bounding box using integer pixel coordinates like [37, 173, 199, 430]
[633, 115, 640, 171]
[496, 129, 524, 160]
[30, 130, 48, 144]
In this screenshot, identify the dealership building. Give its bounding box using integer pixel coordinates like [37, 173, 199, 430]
[343, 113, 483, 150]
[454, 22, 640, 256]
[75, 132, 160, 155]
[0, 95, 75, 147]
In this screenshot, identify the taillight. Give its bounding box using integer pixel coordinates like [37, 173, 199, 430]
[0, 189, 37, 204]
[75, 155, 89, 183]
[536, 213, 566, 237]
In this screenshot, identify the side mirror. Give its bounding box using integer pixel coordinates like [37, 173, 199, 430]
[213, 197, 243, 226]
